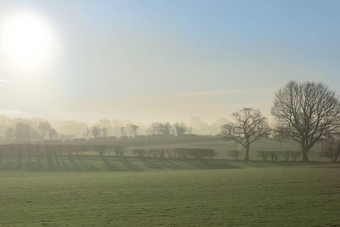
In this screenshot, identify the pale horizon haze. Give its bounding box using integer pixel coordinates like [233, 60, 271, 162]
[0, 0, 339, 124]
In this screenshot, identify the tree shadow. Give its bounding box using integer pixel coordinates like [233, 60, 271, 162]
[78, 155, 99, 171]
[67, 154, 82, 171]
[16, 153, 22, 170]
[118, 156, 141, 171]
[58, 155, 70, 171]
[46, 153, 56, 171]
[36, 156, 43, 171]
[25, 155, 34, 170]
[100, 155, 120, 171]
[163, 159, 188, 169]
[201, 160, 240, 169]
[140, 157, 164, 169]
[54, 153, 62, 170]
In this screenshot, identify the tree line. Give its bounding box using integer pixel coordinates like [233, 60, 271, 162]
[221, 81, 339, 162]
[0, 81, 339, 163]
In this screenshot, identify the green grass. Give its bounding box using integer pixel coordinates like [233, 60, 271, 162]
[1, 164, 339, 226]
[125, 138, 323, 160]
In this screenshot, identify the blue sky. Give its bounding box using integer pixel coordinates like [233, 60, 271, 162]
[0, 0, 339, 122]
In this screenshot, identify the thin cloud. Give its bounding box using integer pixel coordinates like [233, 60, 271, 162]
[122, 87, 278, 102]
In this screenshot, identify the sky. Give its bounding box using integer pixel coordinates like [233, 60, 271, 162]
[0, 0, 339, 124]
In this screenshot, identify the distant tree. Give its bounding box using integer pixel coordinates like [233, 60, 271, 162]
[86, 127, 90, 139]
[188, 127, 193, 134]
[5, 128, 15, 141]
[111, 119, 131, 137]
[159, 122, 172, 135]
[149, 122, 173, 135]
[272, 81, 339, 162]
[91, 126, 101, 139]
[48, 128, 59, 139]
[221, 108, 271, 161]
[150, 122, 161, 135]
[15, 122, 32, 143]
[321, 133, 340, 163]
[129, 125, 139, 137]
[120, 127, 126, 137]
[56, 121, 88, 138]
[227, 150, 241, 160]
[38, 122, 51, 139]
[189, 117, 202, 134]
[95, 119, 112, 138]
[174, 122, 188, 136]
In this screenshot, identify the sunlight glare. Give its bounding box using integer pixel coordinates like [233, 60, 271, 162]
[1, 10, 57, 70]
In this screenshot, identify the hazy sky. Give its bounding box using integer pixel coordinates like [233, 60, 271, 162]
[0, 0, 339, 123]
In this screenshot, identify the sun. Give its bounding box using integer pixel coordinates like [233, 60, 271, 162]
[1, 10, 57, 70]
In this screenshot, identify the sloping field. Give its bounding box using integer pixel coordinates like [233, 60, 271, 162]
[0, 154, 326, 172]
[1, 163, 339, 226]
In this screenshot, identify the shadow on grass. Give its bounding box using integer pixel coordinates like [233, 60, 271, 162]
[163, 159, 188, 169]
[118, 156, 141, 171]
[59, 156, 70, 171]
[78, 155, 99, 171]
[100, 155, 121, 171]
[0, 153, 336, 171]
[140, 157, 164, 170]
[46, 153, 56, 171]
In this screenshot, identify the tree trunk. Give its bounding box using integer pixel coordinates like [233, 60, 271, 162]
[244, 146, 250, 161]
[302, 147, 309, 162]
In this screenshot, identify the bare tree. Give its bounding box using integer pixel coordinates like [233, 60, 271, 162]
[38, 122, 51, 140]
[95, 119, 112, 138]
[91, 126, 101, 139]
[48, 128, 59, 139]
[321, 134, 340, 163]
[149, 122, 172, 135]
[15, 122, 36, 143]
[120, 127, 126, 137]
[221, 108, 271, 161]
[174, 122, 188, 136]
[271, 81, 339, 162]
[159, 122, 172, 135]
[129, 125, 139, 137]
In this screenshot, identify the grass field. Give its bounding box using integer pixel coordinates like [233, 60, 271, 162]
[1, 162, 339, 226]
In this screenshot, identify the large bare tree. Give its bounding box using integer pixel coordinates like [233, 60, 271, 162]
[221, 108, 271, 161]
[271, 81, 339, 162]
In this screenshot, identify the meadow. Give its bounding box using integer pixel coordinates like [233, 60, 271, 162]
[1, 162, 339, 226]
[0, 137, 337, 226]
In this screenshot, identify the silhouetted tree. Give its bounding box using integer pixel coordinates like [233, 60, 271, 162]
[120, 127, 126, 137]
[15, 123, 32, 143]
[48, 128, 59, 139]
[91, 126, 101, 139]
[174, 122, 188, 136]
[159, 122, 172, 135]
[129, 125, 139, 137]
[38, 122, 51, 139]
[221, 108, 271, 161]
[321, 133, 340, 163]
[95, 119, 112, 138]
[86, 127, 90, 139]
[272, 81, 339, 162]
